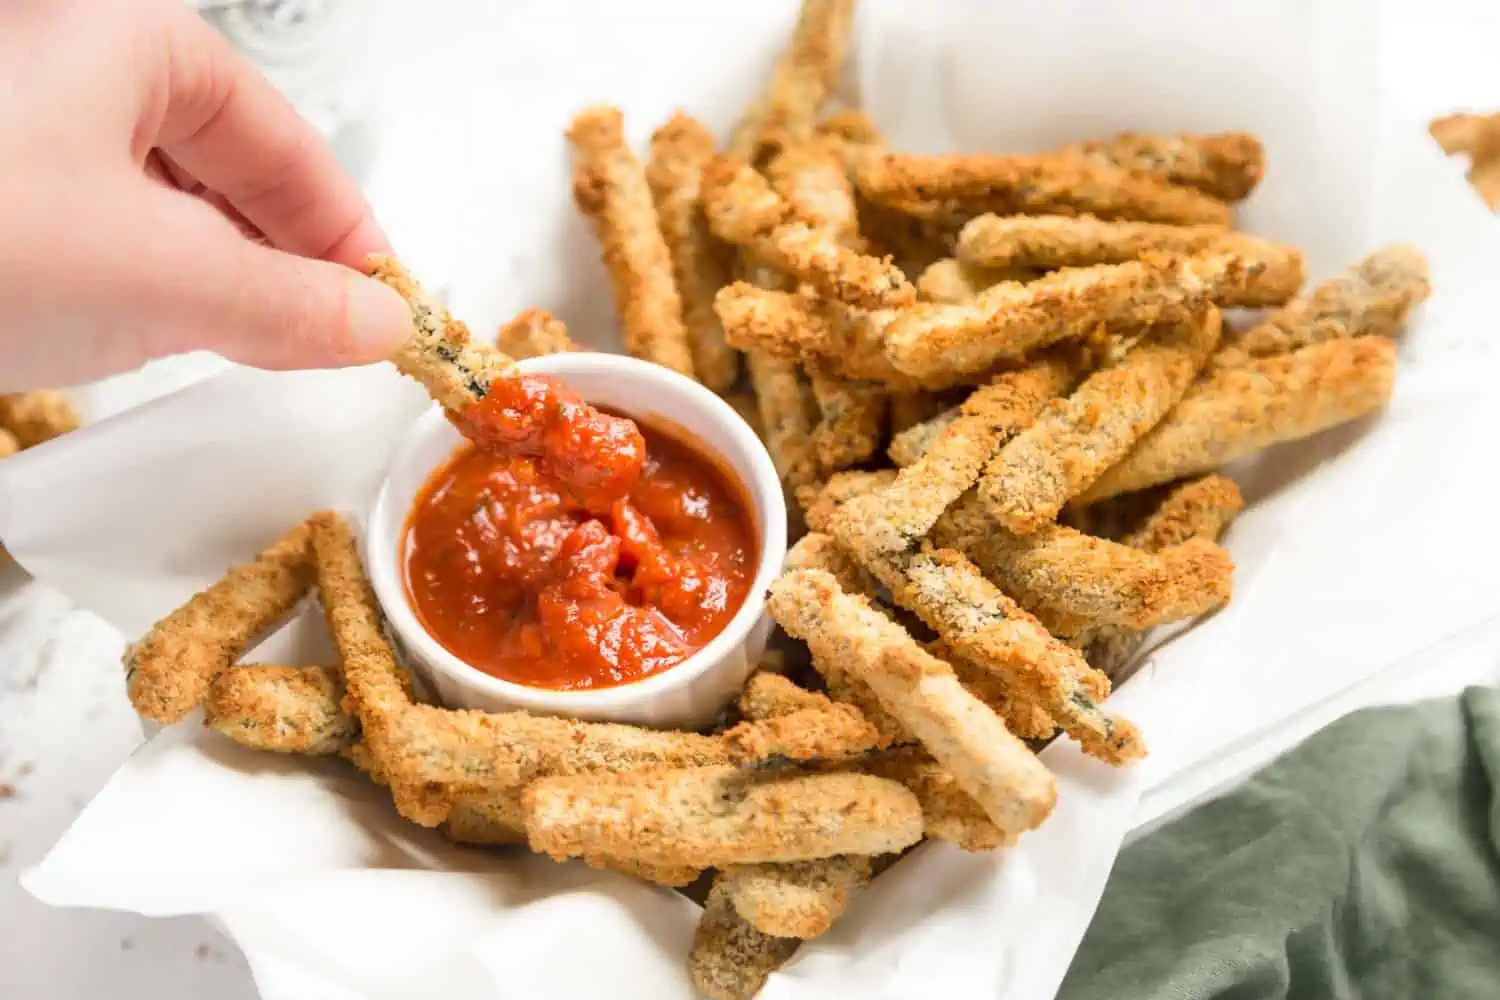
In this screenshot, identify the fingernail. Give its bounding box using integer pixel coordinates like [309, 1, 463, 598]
[344, 273, 413, 363]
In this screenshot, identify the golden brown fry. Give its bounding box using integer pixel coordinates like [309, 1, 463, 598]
[729, 0, 855, 162]
[957, 215, 1303, 306]
[524, 766, 924, 868]
[809, 372, 886, 472]
[941, 649, 1058, 742]
[495, 307, 574, 360]
[0, 428, 19, 459]
[1211, 245, 1430, 369]
[724, 703, 882, 764]
[857, 153, 1232, 226]
[370, 255, 516, 415]
[647, 113, 741, 391]
[702, 155, 914, 310]
[887, 406, 960, 467]
[1429, 112, 1500, 157]
[747, 350, 819, 489]
[1080, 337, 1399, 501]
[203, 664, 355, 756]
[1058, 132, 1266, 201]
[917, 257, 1040, 304]
[689, 879, 800, 1000]
[739, 671, 833, 722]
[980, 306, 1222, 533]
[767, 137, 862, 246]
[770, 569, 1058, 838]
[786, 531, 882, 596]
[861, 746, 1008, 852]
[568, 105, 696, 377]
[839, 348, 1086, 554]
[719, 856, 871, 939]
[125, 520, 315, 725]
[441, 792, 527, 847]
[815, 110, 884, 151]
[883, 253, 1257, 380]
[0, 391, 80, 448]
[935, 494, 1234, 632]
[1081, 475, 1244, 680]
[795, 472, 897, 533]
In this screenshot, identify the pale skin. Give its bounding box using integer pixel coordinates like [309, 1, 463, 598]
[0, 0, 412, 391]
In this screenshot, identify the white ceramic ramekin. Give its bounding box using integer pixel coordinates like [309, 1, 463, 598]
[365, 352, 786, 730]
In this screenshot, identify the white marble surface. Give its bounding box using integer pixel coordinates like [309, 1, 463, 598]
[3, 3, 1499, 999]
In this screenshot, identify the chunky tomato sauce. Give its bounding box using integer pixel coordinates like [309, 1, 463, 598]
[404, 417, 756, 691]
[452, 373, 645, 511]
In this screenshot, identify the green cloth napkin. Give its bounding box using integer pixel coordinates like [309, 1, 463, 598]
[1059, 686, 1500, 1000]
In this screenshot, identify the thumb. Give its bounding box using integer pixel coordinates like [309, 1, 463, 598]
[141, 189, 412, 370]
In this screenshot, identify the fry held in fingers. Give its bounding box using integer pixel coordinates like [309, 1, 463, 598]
[204, 664, 355, 756]
[1212, 245, 1429, 369]
[1081, 336, 1399, 501]
[1058, 131, 1266, 201]
[125, 519, 316, 725]
[524, 765, 924, 869]
[569, 105, 696, 376]
[770, 568, 1059, 838]
[981, 306, 1222, 533]
[647, 112, 740, 391]
[957, 215, 1304, 306]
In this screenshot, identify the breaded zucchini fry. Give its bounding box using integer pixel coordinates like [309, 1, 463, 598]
[957, 215, 1303, 306]
[569, 105, 696, 377]
[769, 569, 1058, 838]
[689, 880, 800, 1000]
[1211, 245, 1429, 369]
[0, 390, 80, 448]
[524, 766, 924, 868]
[980, 306, 1222, 533]
[203, 664, 355, 756]
[861, 746, 1008, 852]
[647, 112, 741, 391]
[887, 406, 961, 467]
[747, 350, 820, 489]
[766, 137, 862, 246]
[882, 253, 1258, 380]
[719, 856, 871, 939]
[739, 671, 833, 722]
[1057, 131, 1266, 201]
[495, 307, 574, 360]
[1080, 337, 1399, 501]
[125, 519, 315, 725]
[917, 257, 1040, 304]
[702, 155, 914, 310]
[808, 371, 885, 472]
[857, 153, 1232, 226]
[724, 703, 882, 764]
[441, 791, 527, 847]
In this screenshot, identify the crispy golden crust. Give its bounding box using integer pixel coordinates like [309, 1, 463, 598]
[724, 703, 882, 764]
[729, 0, 855, 162]
[746, 350, 819, 489]
[786, 531, 882, 596]
[0, 391, 80, 448]
[769, 569, 1058, 838]
[917, 257, 1041, 304]
[647, 113, 741, 391]
[720, 856, 871, 939]
[956, 215, 1303, 306]
[125, 520, 315, 725]
[0, 428, 19, 459]
[689, 880, 800, 1000]
[1082, 475, 1244, 680]
[857, 153, 1232, 226]
[980, 307, 1222, 533]
[767, 138, 862, 246]
[1081, 337, 1399, 501]
[815, 110, 884, 150]
[524, 765, 923, 868]
[568, 105, 696, 377]
[937, 494, 1234, 632]
[1058, 132, 1266, 201]
[840, 349, 1086, 554]
[808, 372, 885, 472]
[369, 255, 514, 414]
[888, 406, 960, 467]
[702, 155, 914, 310]
[440, 791, 527, 847]
[495, 308, 574, 360]
[1212, 245, 1429, 369]
[942, 648, 1058, 741]
[739, 671, 833, 722]
[203, 664, 355, 756]
[861, 746, 1006, 852]
[882, 253, 1257, 380]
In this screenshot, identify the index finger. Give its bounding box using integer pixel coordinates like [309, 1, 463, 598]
[153, 7, 388, 268]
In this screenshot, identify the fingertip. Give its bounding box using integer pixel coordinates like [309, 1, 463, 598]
[340, 271, 413, 365]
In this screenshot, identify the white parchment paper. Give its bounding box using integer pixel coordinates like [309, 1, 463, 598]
[7, 3, 1500, 998]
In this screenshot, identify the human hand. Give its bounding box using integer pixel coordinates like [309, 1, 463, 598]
[0, 0, 412, 391]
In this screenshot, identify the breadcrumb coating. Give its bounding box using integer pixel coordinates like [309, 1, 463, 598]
[495, 308, 574, 360]
[204, 664, 355, 756]
[569, 105, 696, 376]
[0, 390, 80, 448]
[724, 703, 882, 764]
[689, 880, 800, 1000]
[728, 0, 855, 162]
[719, 856, 871, 939]
[917, 257, 1041, 304]
[1081, 337, 1399, 501]
[809, 371, 886, 472]
[1057, 131, 1266, 201]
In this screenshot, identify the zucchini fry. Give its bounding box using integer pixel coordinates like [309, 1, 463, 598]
[203, 664, 355, 756]
[1057, 131, 1266, 201]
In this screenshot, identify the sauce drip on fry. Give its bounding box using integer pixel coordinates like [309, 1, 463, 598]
[404, 418, 755, 691]
[452, 374, 646, 511]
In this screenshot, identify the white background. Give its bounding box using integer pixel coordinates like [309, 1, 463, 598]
[3, 2, 1500, 998]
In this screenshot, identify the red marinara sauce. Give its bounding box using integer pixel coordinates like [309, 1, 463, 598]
[403, 416, 756, 691]
[451, 373, 646, 511]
